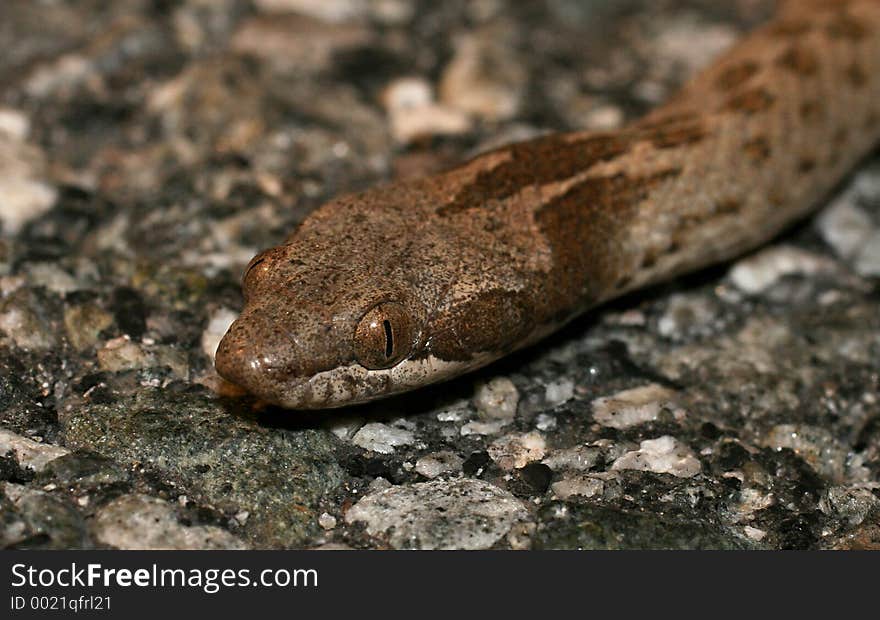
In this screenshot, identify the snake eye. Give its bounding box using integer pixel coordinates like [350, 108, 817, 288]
[354, 302, 414, 369]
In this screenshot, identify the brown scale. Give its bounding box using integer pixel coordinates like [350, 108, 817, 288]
[800, 100, 823, 121]
[776, 46, 820, 75]
[724, 87, 777, 114]
[743, 136, 773, 162]
[715, 60, 761, 91]
[846, 63, 868, 87]
[436, 133, 632, 217]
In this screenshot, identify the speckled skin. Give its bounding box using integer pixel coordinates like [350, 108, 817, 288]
[216, 0, 880, 409]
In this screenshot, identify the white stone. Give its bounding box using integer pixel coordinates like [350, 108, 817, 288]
[0, 178, 56, 236]
[326, 416, 365, 440]
[368, 477, 393, 493]
[0, 135, 56, 235]
[542, 445, 601, 472]
[728, 246, 830, 294]
[730, 487, 775, 523]
[351, 422, 415, 454]
[370, 0, 413, 24]
[592, 384, 681, 429]
[318, 513, 337, 530]
[460, 419, 509, 436]
[0, 305, 54, 350]
[744, 526, 766, 542]
[0, 430, 69, 472]
[544, 378, 574, 406]
[25, 54, 91, 97]
[382, 78, 471, 143]
[611, 436, 701, 478]
[24, 263, 80, 295]
[390, 103, 471, 143]
[535, 413, 557, 431]
[551, 475, 605, 500]
[473, 376, 519, 420]
[817, 198, 874, 260]
[0, 108, 29, 140]
[97, 336, 148, 372]
[652, 16, 737, 76]
[201, 307, 238, 359]
[439, 33, 525, 121]
[253, 0, 365, 22]
[488, 431, 546, 470]
[414, 451, 464, 479]
[382, 77, 433, 109]
[583, 105, 624, 130]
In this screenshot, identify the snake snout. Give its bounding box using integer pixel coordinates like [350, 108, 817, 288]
[214, 313, 298, 400]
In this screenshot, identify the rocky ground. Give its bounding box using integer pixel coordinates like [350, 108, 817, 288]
[1, 0, 879, 550]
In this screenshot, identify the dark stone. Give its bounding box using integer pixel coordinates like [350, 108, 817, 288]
[517, 462, 554, 494]
[462, 451, 491, 476]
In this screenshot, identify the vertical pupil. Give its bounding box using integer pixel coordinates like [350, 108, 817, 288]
[382, 320, 394, 358]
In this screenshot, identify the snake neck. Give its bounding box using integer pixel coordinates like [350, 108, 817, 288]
[433, 0, 880, 317]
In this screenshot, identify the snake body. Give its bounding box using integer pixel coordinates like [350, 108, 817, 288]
[216, 0, 880, 409]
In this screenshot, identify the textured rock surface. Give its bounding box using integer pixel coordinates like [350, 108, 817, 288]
[91, 494, 248, 550]
[1, 0, 878, 550]
[345, 478, 527, 549]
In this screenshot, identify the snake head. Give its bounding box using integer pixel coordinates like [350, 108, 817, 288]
[215, 172, 548, 410]
[214, 238, 441, 408]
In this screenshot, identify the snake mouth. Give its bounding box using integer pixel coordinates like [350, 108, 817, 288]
[216, 350, 315, 409]
[217, 317, 502, 408]
[272, 354, 495, 410]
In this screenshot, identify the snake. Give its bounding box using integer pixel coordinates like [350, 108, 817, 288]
[215, 0, 880, 410]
